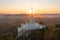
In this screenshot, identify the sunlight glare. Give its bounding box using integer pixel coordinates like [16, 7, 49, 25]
[29, 8, 34, 14]
[29, 10, 32, 14]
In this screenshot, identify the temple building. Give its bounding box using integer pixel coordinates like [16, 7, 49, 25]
[17, 8, 48, 40]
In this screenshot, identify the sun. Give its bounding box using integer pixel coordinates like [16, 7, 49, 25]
[29, 9, 32, 14]
[29, 8, 34, 14]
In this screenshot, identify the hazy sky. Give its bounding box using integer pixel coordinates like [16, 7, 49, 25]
[0, 0, 60, 14]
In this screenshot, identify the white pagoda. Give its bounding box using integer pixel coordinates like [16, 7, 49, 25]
[17, 8, 46, 40]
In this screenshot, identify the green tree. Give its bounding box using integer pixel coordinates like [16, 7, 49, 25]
[55, 24, 60, 28]
[50, 29, 60, 40]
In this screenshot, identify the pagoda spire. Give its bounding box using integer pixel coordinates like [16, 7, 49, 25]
[29, 8, 35, 24]
[31, 8, 33, 17]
